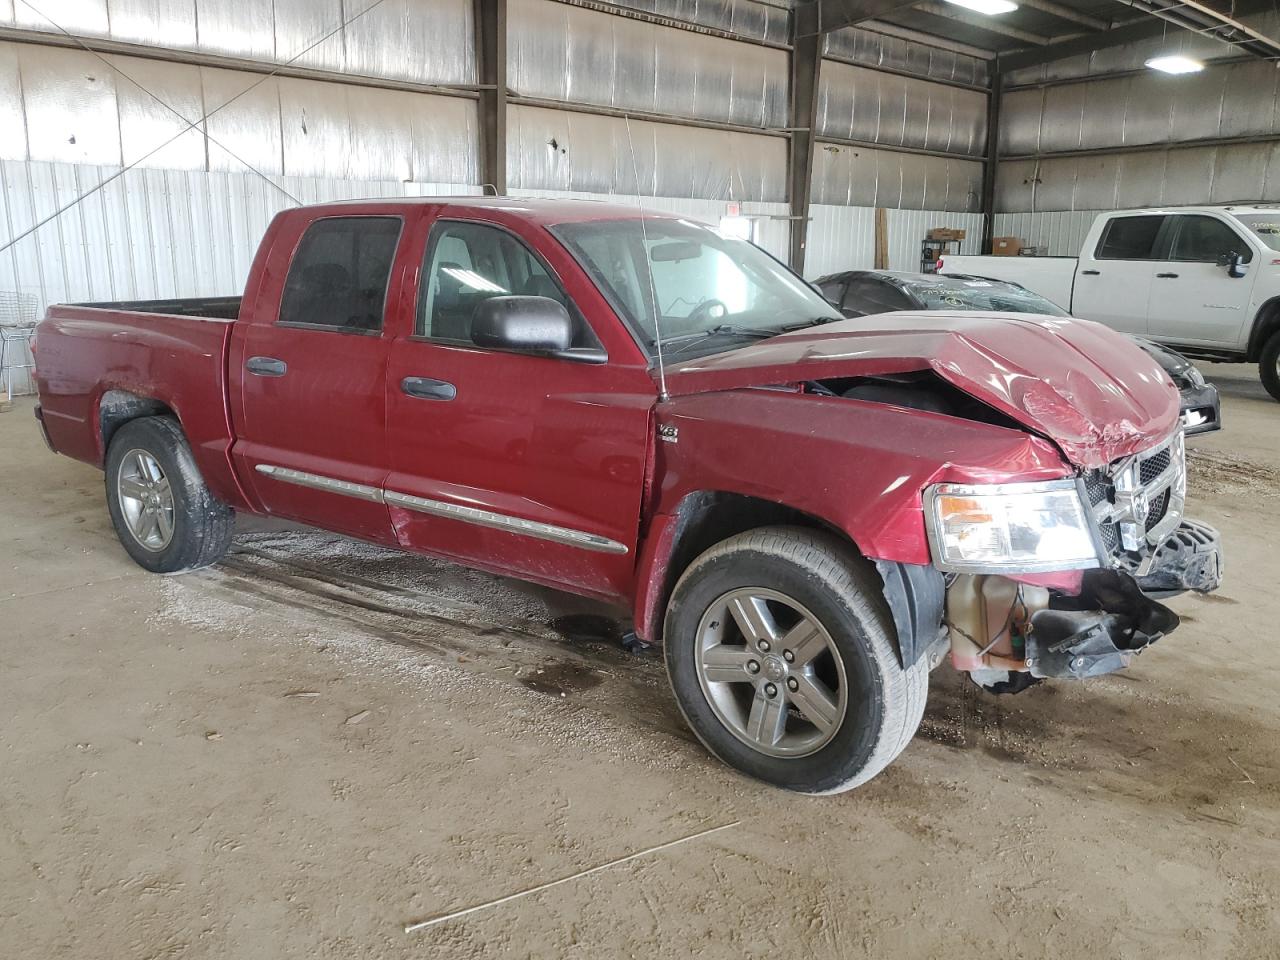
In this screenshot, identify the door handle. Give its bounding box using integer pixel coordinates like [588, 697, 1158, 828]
[246, 356, 287, 377]
[401, 376, 456, 401]
[1080, 269, 1101, 276]
[1156, 272, 1179, 279]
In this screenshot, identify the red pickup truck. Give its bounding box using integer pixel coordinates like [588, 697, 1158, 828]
[33, 198, 1223, 793]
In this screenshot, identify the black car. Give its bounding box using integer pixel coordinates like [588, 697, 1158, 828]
[814, 270, 1221, 436]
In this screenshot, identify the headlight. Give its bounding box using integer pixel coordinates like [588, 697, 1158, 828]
[924, 480, 1101, 573]
[1183, 365, 1206, 388]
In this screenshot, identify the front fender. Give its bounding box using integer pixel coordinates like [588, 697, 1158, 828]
[631, 387, 1070, 645]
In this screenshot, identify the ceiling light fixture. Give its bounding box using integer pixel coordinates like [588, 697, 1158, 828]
[1145, 55, 1205, 74]
[942, 0, 1019, 15]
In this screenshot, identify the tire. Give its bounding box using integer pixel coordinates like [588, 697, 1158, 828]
[104, 416, 234, 574]
[1261, 330, 1280, 402]
[664, 526, 928, 794]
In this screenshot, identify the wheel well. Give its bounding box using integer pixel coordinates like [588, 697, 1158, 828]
[99, 390, 176, 457]
[648, 492, 859, 645]
[1248, 298, 1280, 361]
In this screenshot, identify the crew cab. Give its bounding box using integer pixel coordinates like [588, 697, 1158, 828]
[814, 269, 1221, 435]
[33, 198, 1224, 793]
[939, 205, 1280, 400]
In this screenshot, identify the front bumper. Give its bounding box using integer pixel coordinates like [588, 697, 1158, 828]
[951, 518, 1223, 684]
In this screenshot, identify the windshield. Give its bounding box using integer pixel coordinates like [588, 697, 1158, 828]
[551, 217, 841, 356]
[1234, 214, 1280, 252]
[899, 276, 1068, 316]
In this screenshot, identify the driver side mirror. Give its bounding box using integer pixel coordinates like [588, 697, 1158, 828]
[1218, 251, 1248, 278]
[471, 295, 573, 354]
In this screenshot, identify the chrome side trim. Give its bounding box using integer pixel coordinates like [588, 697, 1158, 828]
[254, 464, 385, 504]
[383, 490, 629, 555]
[253, 464, 630, 555]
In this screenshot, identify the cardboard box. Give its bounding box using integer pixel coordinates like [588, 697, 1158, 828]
[992, 236, 1023, 256]
[927, 227, 967, 241]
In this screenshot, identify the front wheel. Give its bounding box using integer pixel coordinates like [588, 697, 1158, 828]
[105, 416, 234, 573]
[1261, 330, 1280, 402]
[664, 527, 928, 794]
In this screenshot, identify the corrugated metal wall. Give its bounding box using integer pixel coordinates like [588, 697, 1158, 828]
[0, 157, 480, 312]
[1001, 60, 1280, 158]
[598, 0, 793, 46]
[508, 104, 786, 201]
[805, 204, 983, 278]
[996, 146, 1280, 214]
[994, 25, 1280, 251]
[1, 0, 478, 86]
[0, 0, 1004, 396]
[824, 25, 988, 87]
[0, 41, 480, 182]
[508, 0, 789, 129]
[813, 142, 982, 212]
[817, 60, 986, 158]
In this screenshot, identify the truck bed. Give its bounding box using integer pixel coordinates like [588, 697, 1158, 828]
[939, 255, 1077, 311]
[33, 301, 247, 509]
[70, 295, 242, 320]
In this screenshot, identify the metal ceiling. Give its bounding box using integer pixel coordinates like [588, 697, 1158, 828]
[814, 0, 1280, 67]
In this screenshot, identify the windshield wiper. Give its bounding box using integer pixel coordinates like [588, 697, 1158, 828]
[651, 324, 781, 358]
[780, 315, 844, 333]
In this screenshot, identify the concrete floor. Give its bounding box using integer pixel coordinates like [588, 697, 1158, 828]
[3, 363, 1279, 959]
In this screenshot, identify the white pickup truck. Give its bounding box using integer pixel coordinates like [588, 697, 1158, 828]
[940, 205, 1280, 400]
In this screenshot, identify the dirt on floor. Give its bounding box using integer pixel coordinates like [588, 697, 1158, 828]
[2, 362, 1279, 959]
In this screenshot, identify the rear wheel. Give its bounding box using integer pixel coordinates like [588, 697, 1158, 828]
[105, 417, 234, 573]
[664, 527, 928, 793]
[1261, 330, 1280, 402]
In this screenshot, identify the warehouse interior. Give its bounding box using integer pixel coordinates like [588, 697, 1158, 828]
[3, 0, 1280, 957]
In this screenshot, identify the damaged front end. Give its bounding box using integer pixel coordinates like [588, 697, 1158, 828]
[923, 430, 1223, 691]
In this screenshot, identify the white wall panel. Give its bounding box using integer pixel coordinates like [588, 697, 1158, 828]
[804, 204, 982, 278]
[992, 210, 1096, 257]
[0, 157, 481, 326]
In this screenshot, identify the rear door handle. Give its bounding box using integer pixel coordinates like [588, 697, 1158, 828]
[246, 356, 287, 377]
[1156, 272, 1179, 278]
[1080, 269, 1101, 276]
[401, 376, 456, 401]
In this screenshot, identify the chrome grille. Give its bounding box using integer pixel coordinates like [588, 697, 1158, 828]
[1140, 449, 1171, 486]
[1085, 433, 1186, 561]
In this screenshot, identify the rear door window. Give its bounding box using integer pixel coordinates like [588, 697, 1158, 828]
[1094, 215, 1166, 260]
[278, 217, 402, 333]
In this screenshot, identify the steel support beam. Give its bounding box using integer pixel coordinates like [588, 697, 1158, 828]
[997, 17, 1166, 70]
[790, 2, 824, 272]
[981, 69, 1001, 254]
[801, 0, 923, 36]
[474, 0, 508, 195]
[1018, 0, 1111, 31]
[1116, 0, 1280, 60]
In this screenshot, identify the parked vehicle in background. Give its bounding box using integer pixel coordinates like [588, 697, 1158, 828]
[815, 270, 1221, 435]
[32, 198, 1223, 794]
[938, 205, 1280, 401]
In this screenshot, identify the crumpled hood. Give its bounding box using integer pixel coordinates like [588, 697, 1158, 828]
[661, 312, 1180, 468]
